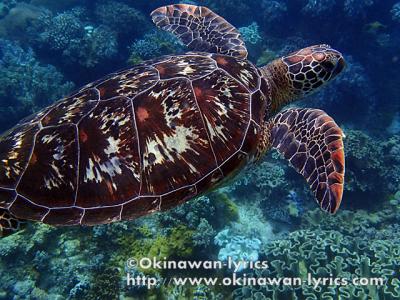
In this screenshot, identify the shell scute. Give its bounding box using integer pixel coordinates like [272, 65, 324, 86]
[41, 89, 99, 127]
[0, 123, 40, 189]
[219, 152, 247, 178]
[96, 66, 159, 100]
[212, 54, 260, 91]
[133, 78, 216, 195]
[153, 54, 216, 80]
[9, 195, 48, 222]
[251, 89, 268, 124]
[2, 53, 264, 225]
[81, 206, 121, 226]
[17, 124, 78, 208]
[195, 168, 225, 194]
[192, 69, 250, 165]
[76, 97, 140, 208]
[121, 197, 161, 221]
[0, 188, 17, 209]
[43, 207, 83, 226]
[160, 185, 197, 211]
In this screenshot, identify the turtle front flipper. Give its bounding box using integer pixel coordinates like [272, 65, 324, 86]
[0, 208, 25, 237]
[269, 108, 345, 213]
[151, 4, 248, 59]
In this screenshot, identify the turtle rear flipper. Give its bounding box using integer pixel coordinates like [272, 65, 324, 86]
[151, 4, 248, 59]
[0, 208, 25, 237]
[269, 108, 345, 213]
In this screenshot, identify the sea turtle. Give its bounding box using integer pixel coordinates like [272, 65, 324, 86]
[0, 4, 346, 237]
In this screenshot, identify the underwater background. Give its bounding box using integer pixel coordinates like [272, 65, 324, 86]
[0, 0, 399, 299]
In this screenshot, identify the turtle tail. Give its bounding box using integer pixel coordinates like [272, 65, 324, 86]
[0, 208, 25, 238]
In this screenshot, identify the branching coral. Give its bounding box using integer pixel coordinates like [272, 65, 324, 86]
[239, 22, 262, 45]
[31, 8, 118, 67]
[192, 218, 216, 247]
[128, 30, 184, 64]
[35, 8, 84, 50]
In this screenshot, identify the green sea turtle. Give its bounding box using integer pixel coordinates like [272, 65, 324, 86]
[0, 4, 345, 237]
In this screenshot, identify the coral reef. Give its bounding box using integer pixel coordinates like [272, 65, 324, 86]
[231, 160, 288, 198]
[239, 22, 262, 45]
[0, 3, 45, 44]
[392, 2, 400, 22]
[0, 0, 16, 19]
[215, 228, 262, 272]
[94, 1, 149, 38]
[302, 0, 337, 17]
[0, 0, 399, 299]
[128, 30, 184, 64]
[0, 38, 74, 130]
[30, 8, 118, 67]
[310, 55, 375, 124]
[343, 130, 400, 200]
[344, 0, 374, 18]
[232, 229, 400, 300]
[261, 0, 287, 22]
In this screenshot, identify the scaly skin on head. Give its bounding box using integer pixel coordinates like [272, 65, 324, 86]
[260, 44, 345, 115]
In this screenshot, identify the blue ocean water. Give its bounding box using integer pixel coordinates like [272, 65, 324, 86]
[0, 0, 399, 299]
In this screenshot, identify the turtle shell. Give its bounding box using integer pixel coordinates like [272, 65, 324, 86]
[0, 53, 269, 226]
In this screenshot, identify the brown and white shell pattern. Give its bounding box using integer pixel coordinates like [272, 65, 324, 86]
[0, 52, 269, 226]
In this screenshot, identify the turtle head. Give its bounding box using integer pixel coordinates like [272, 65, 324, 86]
[261, 44, 345, 114]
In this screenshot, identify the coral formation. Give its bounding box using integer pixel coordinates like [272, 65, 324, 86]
[261, 0, 287, 22]
[0, 38, 74, 130]
[392, 2, 400, 22]
[0, 0, 16, 19]
[31, 8, 118, 67]
[128, 30, 184, 64]
[302, 0, 337, 17]
[232, 229, 400, 299]
[0, 0, 399, 299]
[343, 130, 400, 199]
[239, 22, 262, 45]
[344, 0, 374, 17]
[94, 1, 149, 38]
[215, 228, 262, 272]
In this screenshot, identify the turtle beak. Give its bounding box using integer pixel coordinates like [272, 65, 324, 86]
[332, 56, 346, 78]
